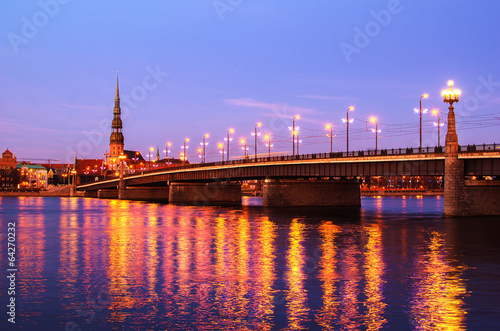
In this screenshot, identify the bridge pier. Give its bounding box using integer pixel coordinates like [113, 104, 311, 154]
[120, 186, 169, 202]
[82, 190, 98, 198]
[169, 182, 241, 206]
[262, 179, 361, 207]
[97, 189, 119, 199]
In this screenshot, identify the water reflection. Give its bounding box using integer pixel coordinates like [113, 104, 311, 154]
[316, 221, 341, 329]
[363, 224, 386, 330]
[285, 219, 309, 330]
[0, 197, 486, 330]
[409, 231, 467, 330]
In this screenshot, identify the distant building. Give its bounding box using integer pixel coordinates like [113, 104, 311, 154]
[106, 74, 125, 167]
[41, 163, 73, 185]
[0, 149, 18, 190]
[17, 163, 48, 189]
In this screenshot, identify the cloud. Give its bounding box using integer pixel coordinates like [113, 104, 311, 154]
[61, 103, 107, 111]
[297, 94, 349, 101]
[225, 98, 317, 115]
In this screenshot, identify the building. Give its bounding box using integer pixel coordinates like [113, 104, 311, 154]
[106, 74, 125, 167]
[41, 163, 73, 185]
[0, 149, 18, 190]
[17, 163, 48, 189]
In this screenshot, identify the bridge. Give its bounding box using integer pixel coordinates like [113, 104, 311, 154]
[76, 143, 500, 214]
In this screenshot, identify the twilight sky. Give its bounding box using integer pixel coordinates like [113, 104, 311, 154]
[1, 0, 500, 163]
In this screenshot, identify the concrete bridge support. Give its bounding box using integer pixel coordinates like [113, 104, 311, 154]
[97, 189, 119, 199]
[262, 179, 361, 207]
[120, 186, 169, 202]
[82, 190, 98, 198]
[443, 98, 500, 216]
[169, 182, 241, 206]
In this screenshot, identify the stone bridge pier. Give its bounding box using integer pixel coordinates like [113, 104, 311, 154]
[169, 182, 242, 206]
[443, 97, 500, 216]
[262, 179, 361, 207]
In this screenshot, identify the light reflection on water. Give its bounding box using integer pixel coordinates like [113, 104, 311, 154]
[0, 196, 499, 330]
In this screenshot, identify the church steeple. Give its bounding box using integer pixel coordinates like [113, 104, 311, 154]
[109, 72, 124, 160]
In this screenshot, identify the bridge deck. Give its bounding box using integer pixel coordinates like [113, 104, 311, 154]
[78, 147, 500, 191]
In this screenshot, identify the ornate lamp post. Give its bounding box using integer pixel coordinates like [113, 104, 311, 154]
[432, 109, 444, 148]
[252, 122, 262, 159]
[414, 93, 429, 151]
[342, 106, 354, 153]
[370, 117, 381, 151]
[442, 80, 461, 217]
[442, 81, 460, 154]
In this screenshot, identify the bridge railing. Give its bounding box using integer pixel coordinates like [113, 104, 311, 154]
[121, 143, 498, 178]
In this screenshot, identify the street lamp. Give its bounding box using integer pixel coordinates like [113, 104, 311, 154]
[218, 143, 225, 162]
[292, 115, 300, 156]
[225, 129, 234, 162]
[148, 147, 154, 170]
[240, 139, 248, 158]
[165, 142, 171, 160]
[342, 106, 354, 153]
[264, 135, 273, 157]
[370, 117, 381, 151]
[252, 122, 262, 159]
[414, 93, 429, 151]
[201, 134, 209, 163]
[182, 138, 190, 163]
[296, 130, 302, 155]
[442, 80, 461, 154]
[325, 124, 335, 153]
[432, 109, 444, 148]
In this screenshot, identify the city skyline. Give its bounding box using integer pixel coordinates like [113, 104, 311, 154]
[1, 1, 500, 163]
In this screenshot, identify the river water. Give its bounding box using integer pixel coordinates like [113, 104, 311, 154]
[0, 196, 499, 330]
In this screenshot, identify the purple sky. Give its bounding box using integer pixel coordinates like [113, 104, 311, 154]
[1, 0, 500, 163]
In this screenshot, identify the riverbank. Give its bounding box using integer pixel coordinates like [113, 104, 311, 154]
[0, 185, 71, 197]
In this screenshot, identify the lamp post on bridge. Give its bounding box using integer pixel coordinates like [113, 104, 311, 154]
[201, 134, 209, 163]
[165, 142, 171, 161]
[442, 81, 460, 154]
[370, 117, 381, 151]
[252, 122, 261, 160]
[265, 135, 273, 158]
[415, 93, 429, 152]
[118, 153, 126, 199]
[226, 129, 234, 162]
[325, 124, 336, 153]
[240, 139, 248, 159]
[218, 143, 225, 163]
[442, 80, 461, 217]
[292, 115, 299, 156]
[342, 106, 354, 153]
[148, 147, 154, 170]
[432, 109, 444, 148]
[182, 138, 190, 163]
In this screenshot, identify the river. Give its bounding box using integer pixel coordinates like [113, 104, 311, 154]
[0, 196, 499, 330]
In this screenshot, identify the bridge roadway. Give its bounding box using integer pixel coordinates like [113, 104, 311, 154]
[78, 145, 500, 191]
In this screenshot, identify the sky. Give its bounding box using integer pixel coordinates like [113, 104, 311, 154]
[1, 0, 500, 163]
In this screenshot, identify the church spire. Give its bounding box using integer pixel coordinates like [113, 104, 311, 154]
[109, 72, 124, 158]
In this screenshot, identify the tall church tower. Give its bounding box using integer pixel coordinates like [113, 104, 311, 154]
[109, 74, 124, 160]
